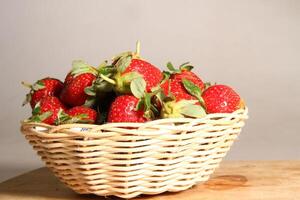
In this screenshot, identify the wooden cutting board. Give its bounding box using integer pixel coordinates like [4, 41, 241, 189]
[0, 161, 299, 200]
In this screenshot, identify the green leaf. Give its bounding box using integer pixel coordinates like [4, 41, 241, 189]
[135, 99, 144, 111]
[38, 111, 53, 121]
[179, 62, 190, 67]
[130, 78, 146, 98]
[112, 51, 131, 63]
[98, 65, 116, 76]
[180, 104, 206, 118]
[71, 60, 98, 76]
[122, 72, 142, 83]
[179, 62, 194, 71]
[32, 103, 41, 115]
[166, 62, 177, 72]
[84, 86, 96, 96]
[55, 109, 70, 125]
[143, 93, 154, 119]
[161, 71, 171, 83]
[144, 93, 151, 111]
[182, 78, 202, 100]
[28, 115, 42, 122]
[154, 89, 166, 105]
[32, 80, 45, 91]
[116, 55, 132, 73]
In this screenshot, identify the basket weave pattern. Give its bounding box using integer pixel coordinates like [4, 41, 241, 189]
[21, 108, 248, 198]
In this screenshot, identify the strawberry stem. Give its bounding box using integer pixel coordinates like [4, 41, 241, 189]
[135, 40, 141, 57]
[21, 81, 32, 88]
[100, 74, 116, 85]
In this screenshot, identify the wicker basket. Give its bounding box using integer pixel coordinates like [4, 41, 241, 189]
[21, 108, 248, 199]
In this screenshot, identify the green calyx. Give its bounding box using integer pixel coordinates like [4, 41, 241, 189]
[55, 109, 92, 124]
[71, 60, 98, 77]
[165, 61, 194, 74]
[114, 71, 142, 94]
[161, 100, 206, 118]
[100, 41, 144, 94]
[21, 80, 45, 106]
[127, 77, 159, 119]
[82, 61, 117, 107]
[27, 102, 53, 123]
[182, 78, 205, 105]
[112, 41, 142, 73]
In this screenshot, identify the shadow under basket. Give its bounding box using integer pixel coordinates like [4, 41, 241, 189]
[21, 108, 248, 199]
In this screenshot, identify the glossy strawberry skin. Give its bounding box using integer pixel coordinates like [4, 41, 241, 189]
[202, 85, 241, 113]
[172, 70, 205, 91]
[66, 106, 97, 124]
[161, 70, 204, 102]
[107, 95, 147, 123]
[161, 79, 197, 101]
[30, 78, 63, 108]
[37, 96, 67, 125]
[64, 72, 74, 85]
[60, 73, 96, 107]
[122, 59, 163, 92]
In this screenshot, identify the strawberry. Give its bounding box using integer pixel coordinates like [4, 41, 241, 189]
[161, 62, 205, 100]
[172, 70, 205, 91]
[159, 62, 206, 118]
[119, 59, 163, 92]
[29, 96, 67, 125]
[107, 95, 147, 123]
[59, 106, 97, 124]
[202, 85, 243, 113]
[22, 78, 63, 108]
[60, 60, 98, 107]
[101, 42, 163, 94]
[161, 78, 197, 102]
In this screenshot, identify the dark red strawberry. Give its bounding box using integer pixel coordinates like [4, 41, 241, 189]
[101, 42, 163, 94]
[65, 106, 97, 124]
[60, 60, 97, 107]
[22, 78, 63, 108]
[202, 85, 243, 113]
[107, 95, 147, 123]
[29, 96, 67, 125]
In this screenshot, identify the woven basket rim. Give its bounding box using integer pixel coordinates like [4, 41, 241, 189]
[21, 107, 248, 128]
[21, 108, 248, 138]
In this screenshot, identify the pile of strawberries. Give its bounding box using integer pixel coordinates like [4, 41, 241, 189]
[23, 42, 245, 125]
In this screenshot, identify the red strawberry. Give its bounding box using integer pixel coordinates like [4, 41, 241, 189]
[107, 95, 147, 123]
[119, 59, 163, 92]
[161, 78, 197, 102]
[22, 78, 63, 108]
[161, 62, 205, 101]
[102, 42, 163, 94]
[65, 106, 97, 124]
[60, 60, 97, 107]
[29, 96, 67, 125]
[172, 70, 205, 91]
[159, 63, 207, 118]
[202, 85, 242, 113]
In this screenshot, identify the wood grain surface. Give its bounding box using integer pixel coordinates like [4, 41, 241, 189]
[0, 161, 299, 200]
